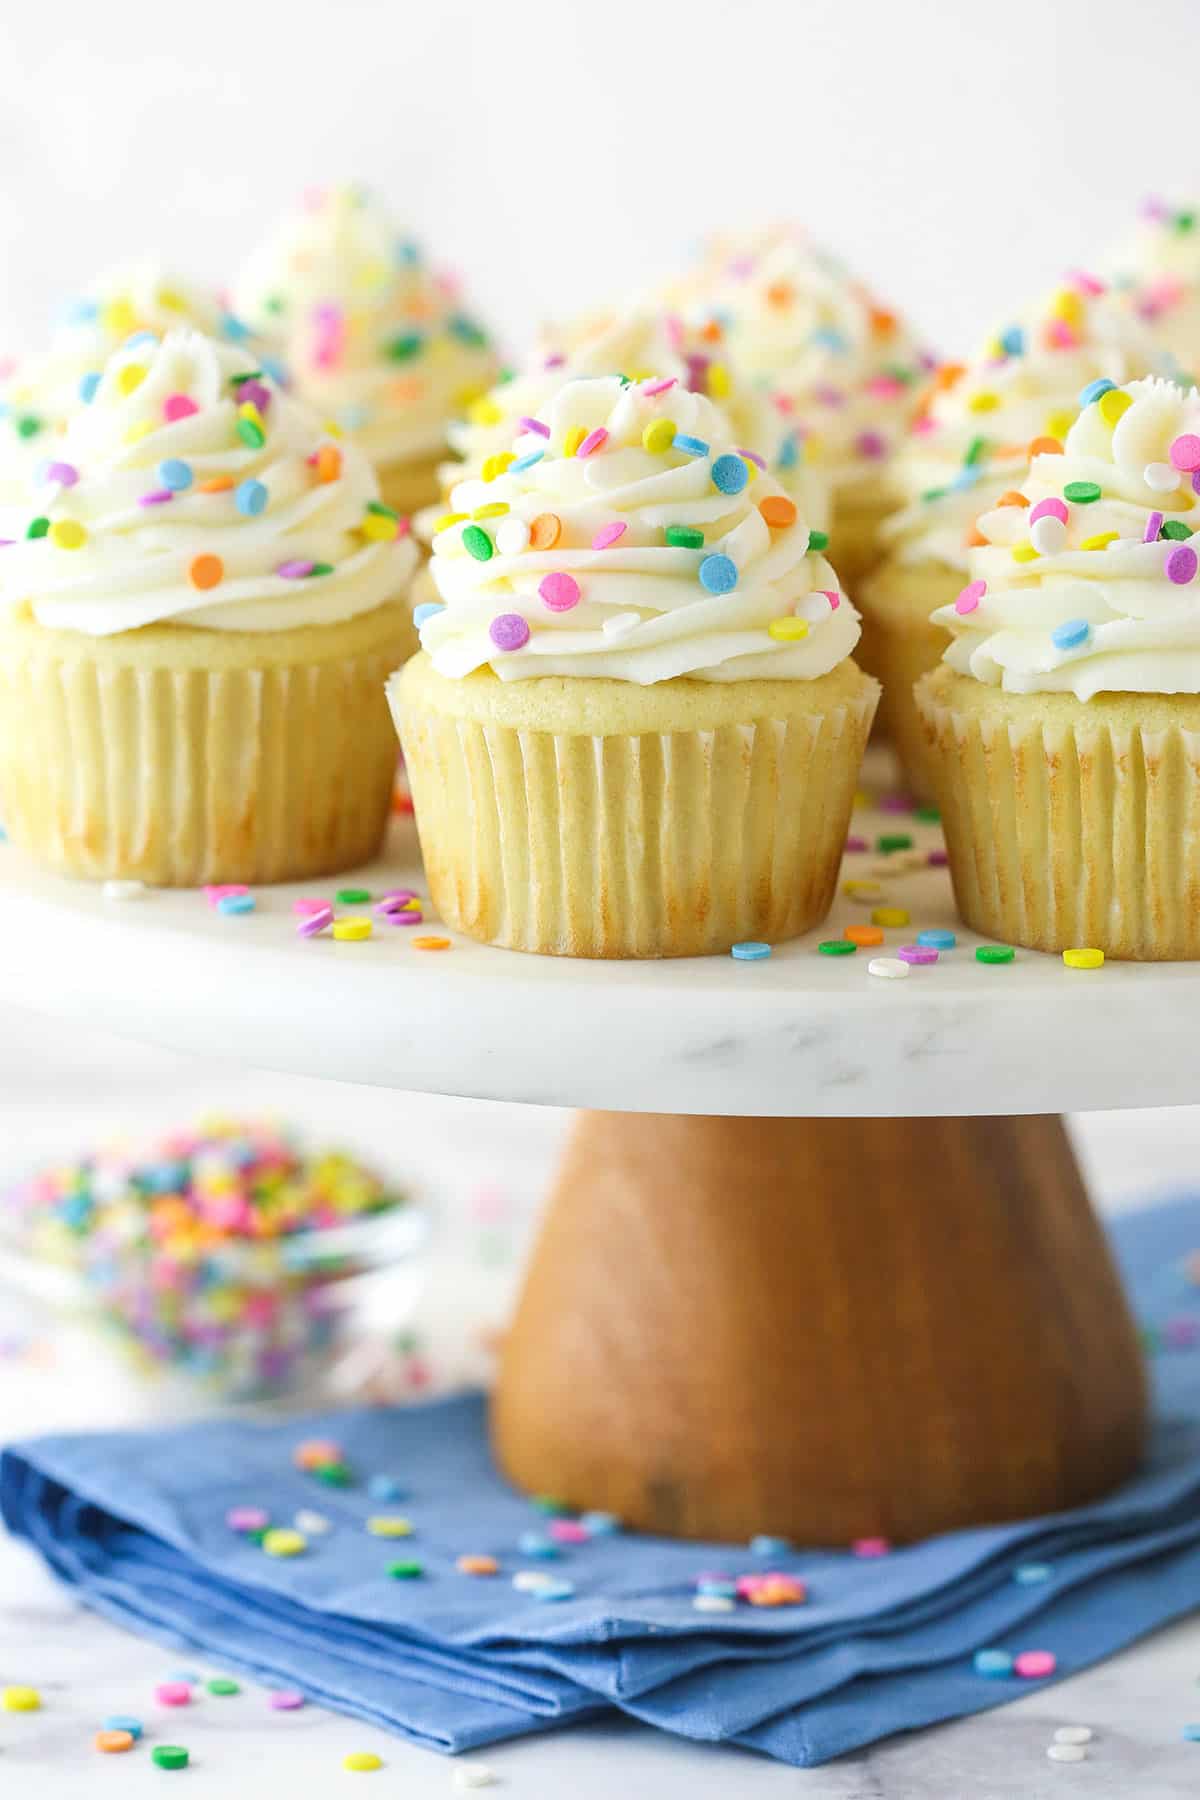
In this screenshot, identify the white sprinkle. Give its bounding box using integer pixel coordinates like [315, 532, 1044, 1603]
[1047, 1743, 1087, 1763]
[453, 1764, 499, 1789]
[693, 1594, 735, 1613]
[1145, 461, 1180, 492]
[294, 1510, 331, 1535]
[1054, 1726, 1094, 1745]
[868, 957, 910, 980]
[512, 1570, 556, 1593]
[1031, 514, 1067, 555]
[102, 879, 146, 901]
[494, 517, 530, 556]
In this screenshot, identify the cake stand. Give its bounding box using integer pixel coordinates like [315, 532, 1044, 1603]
[0, 763, 1163, 1546]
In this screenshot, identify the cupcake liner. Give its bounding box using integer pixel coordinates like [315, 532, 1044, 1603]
[915, 665, 1200, 959]
[0, 604, 414, 886]
[857, 558, 959, 802]
[392, 656, 878, 958]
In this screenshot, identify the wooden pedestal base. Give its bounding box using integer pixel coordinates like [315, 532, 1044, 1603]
[492, 1111, 1149, 1545]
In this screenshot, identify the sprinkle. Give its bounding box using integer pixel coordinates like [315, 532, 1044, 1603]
[495, 517, 530, 555]
[976, 945, 1015, 964]
[489, 613, 531, 652]
[539, 572, 580, 611]
[1081, 530, 1118, 550]
[79, 372, 102, 403]
[759, 494, 797, 528]
[699, 553, 738, 594]
[642, 418, 676, 453]
[152, 1747, 189, 1771]
[235, 478, 268, 516]
[640, 376, 677, 397]
[665, 524, 705, 548]
[387, 1559, 424, 1578]
[453, 1766, 500, 1790]
[529, 1578, 575, 1601]
[155, 1683, 192, 1707]
[198, 475, 235, 494]
[26, 516, 49, 539]
[672, 433, 709, 456]
[1099, 389, 1133, 427]
[158, 458, 193, 492]
[1145, 461, 1181, 492]
[49, 519, 86, 549]
[1078, 377, 1116, 406]
[226, 1505, 270, 1532]
[1051, 619, 1090, 650]
[529, 513, 561, 550]
[1167, 544, 1199, 584]
[413, 601, 444, 627]
[1169, 433, 1200, 471]
[1162, 519, 1194, 539]
[711, 452, 748, 495]
[1029, 435, 1063, 456]
[1047, 1745, 1086, 1764]
[851, 1537, 891, 1557]
[955, 578, 985, 615]
[917, 928, 956, 949]
[973, 1650, 1013, 1677]
[367, 1515, 413, 1537]
[807, 528, 830, 551]
[116, 363, 147, 395]
[412, 936, 451, 950]
[871, 907, 910, 928]
[216, 893, 255, 916]
[768, 616, 809, 642]
[293, 1510, 331, 1533]
[293, 1440, 341, 1469]
[868, 956, 910, 980]
[482, 452, 516, 482]
[363, 510, 401, 542]
[315, 444, 342, 482]
[207, 1678, 240, 1697]
[592, 521, 626, 549]
[818, 939, 857, 955]
[343, 1753, 382, 1772]
[898, 944, 938, 965]
[1014, 1650, 1056, 1679]
[576, 426, 608, 457]
[103, 1715, 144, 1740]
[277, 559, 315, 579]
[269, 1691, 306, 1710]
[42, 460, 79, 487]
[1015, 1562, 1054, 1584]
[457, 1554, 499, 1576]
[139, 488, 175, 507]
[1062, 947, 1104, 970]
[844, 879, 882, 898]
[749, 1534, 789, 1556]
[1029, 496, 1068, 526]
[563, 426, 586, 457]
[1063, 480, 1101, 504]
[333, 918, 372, 942]
[731, 941, 772, 961]
[743, 1574, 807, 1606]
[189, 553, 223, 591]
[1144, 511, 1165, 543]
[297, 907, 333, 938]
[2, 1686, 40, 1711]
[461, 524, 494, 561]
[102, 879, 146, 901]
[877, 833, 913, 852]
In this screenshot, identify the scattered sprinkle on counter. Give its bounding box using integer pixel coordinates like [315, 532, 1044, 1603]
[1063, 947, 1105, 969]
[2, 1685, 41, 1711]
[976, 945, 1015, 964]
[152, 1745, 190, 1771]
[154, 1682, 192, 1706]
[457, 1553, 500, 1576]
[343, 1751, 383, 1772]
[95, 1729, 136, 1753]
[868, 957, 910, 980]
[731, 941, 771, 961]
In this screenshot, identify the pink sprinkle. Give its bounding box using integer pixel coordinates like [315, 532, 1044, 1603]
[866, 374, 905, 398]
[735, 1574, 770, 1598]
[1029, 497, 1068, 526]
[1144, 511, 1164, 543]
[576, 427, 608, 458]
[592, 521, 626, 550]
[374, 896, 419, 916]
[955, 579, 986, 615]
[1166, 544, 1198, 585]
[542, 353, 566, 371]
[815, 385, 846, 408]
[819, 589, 841, 610]
[382, 888, 420, 903]
[1013, 1650, 1056, 1679]
[139, 488, 175, 506]
[1068, 268, 1106, 296]
[43, 461, 78, 487]
[855, 430, 887, 459]
[205, 884, 249, 906]
[549, 1519, 590, 1544]
[240, 380, 271, 414]
[640, 376, 677, 396]
[386, 908, 424, 926]
[226, 1506, 270, 1533]
[277, 559, 315, 579]
[539, 571, 581, 612]
[297, 906, 334, 938]
[881, 792, 915, 813]
[1047, 319, 1079, 349]
[851, 1536, 892, 1557]
[844, 835, 869, 853]
[518, 416, 550, 438]
[927, 848, 949, 867]
[737, 446, 767, 470]
[897, 945, 938, 966]
[163, 394, 198, 422]
[155, 1683, 192, 1707]
[269, 1691, 306, 1711]
[1169, 433, 1200, 472]
[293, 896, 328, 915]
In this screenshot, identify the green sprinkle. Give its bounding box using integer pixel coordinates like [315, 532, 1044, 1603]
[206, 1678, 240, 1697]
[230, 370, 265, 387]
[462, 524, 494, 562]
[15, 414, 42, 439]
[1063, 480, 1101, 504]
[448, 315, 488, 348]
[387, 1560, 424, 1579]
[665, 525, 705, 549]
[26, 516, 49, 539]
[818, 940, 857, 956]
[366, 500, 398, 519]
[386, 333, 423, 362]
[807, 528, 830, 551]
[914, 806, 941, 823]
[307, 562, 334, 577]
[1161, 520, 1194, 540]
[264, 295, 285, 316]
[531, 1495, 569, 1516]
[877, 834, 913, 853]
[964, 436, 987, 467]
[246, 1527, 268, 1545]
[314, 1462, 353, 1486]
[1176, 211, 1196, 234]
[975, 945, 1015, 964]
[336, 888, 371, 904]
[921, 486, 949, 504]
[237, 416, 266, 449]
[152, 1746, 189, 1771]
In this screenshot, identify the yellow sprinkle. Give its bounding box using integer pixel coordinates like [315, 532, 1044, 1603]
[1011, 544, 1040, 562]
[871, 906, 910, 928]
[433, 511, 469, 534]
[852, 788, 868, 810]
[123, 420, 154, 445]
[156, 285, 187, 312]
[366, 1516, 413, 1538]
[262, 1528, 307, 1557]
[239, 400, 266, 432]
[565, 425, 587, 457]
[804, 433, 825, 462]
[100, 298, 136, 337]
[116, 363, 147, 396]
[707, 362, 731, 399]
[1044, 408, 1076, 443]
[343, 1752, 383, 1773]
[472, 502, 509, 520]
[843, 879, 882, 897]
[1081, 531, 1118, 551]
[966, 391, 1000, 413]
[984, 335, 1006, 360]
[468, 397, 504, 428]
[50, 519, 86, 549]
[642, 417, 676, 454]
[1063, 946, 1105, 969]
[362, 513, 400, 542]
[333, 918, 372, 942]
[323, 419, 344, 439]
[1048, 286, 1084, 329]
[768, 616, 809, 641]
[2, 1686, 41, 1713]
[481, 452, 514, 482]
[453, 382, 488, 409]
[1098, 389, 1133, 427]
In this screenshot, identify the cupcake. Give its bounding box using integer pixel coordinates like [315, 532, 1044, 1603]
[862, 274, 1182, 799]
[915, 373, 1200, 959]
[659, 225, 935, 600]
[0, 327, 416, 885]
[389, 373, 877, 959]
[232, 185, 497, 516]
[1107, 195, 1200, 368]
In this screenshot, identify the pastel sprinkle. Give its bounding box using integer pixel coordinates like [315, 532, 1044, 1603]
[297, 906, 334, 938]
[2, 1686, 41, 1711]
[1063, 480, 1101, 504]
[95, 1729, 136, 1753]
[976, 945, 1015, 964]
[103, 1715, 144, 1739]
[189, 553, 223, 591]
[1028, 497, 1068, 526]
[851, 1537, 892, 1557]
[711, 453, 748, 495]
[640, 377, 676, 396]
[673, 433, 709, 456]
[539, 572, 581, 611]
[1014, 1650, 1056, 1679]
[575, 426, 608, 457]
[1063, 947, 1104, 970]
[1144, 511, 1165, 543]
[592, 521, 627, 549]
[518, 415, 550, 437]
[1169, 433, 1200, 471]
[333, 918, 372, 943]
[528, 513, 561, 550]
[462, 524, 494, 561]
[699, 553, 738, 594]
[868, 957, 909, 980]
[1078, 377, 1115, 406]
[235, 478, 268, 516]
[226, 1506, 270, 1532]
[871, 907, 910, 928]
[732, 941, 771, 961]
[643, 418, 676, 453]
[665, 524, 705, 548]
[49, 519, 86, 549]
[489, 613, 530, 652]
[897, 944, 938, 965]
[457, 1554, 499, 1576]
[269, 1691, 306, 1710]
[1167, 544, 1198, 584]
[413, 601, 444, 627]
[819, 939, 857, 956]
[155, 1683, 192, 1707]
[159, 458, 193, 491]
[151, 1747, 189, 1770]
[343, 1752, 382, 1772]
[216, 893, 255, 916]
[277, 559, 315, 579]
[164, 393, 198, 422]
[917, 929, 956, 949]
[973, 1649, 1013, 1677]
[367, 1516, 413, 1538]
[79, 372, 101, 403]
[955, 579, 985, 615]
[1051, 619, 1090, 650]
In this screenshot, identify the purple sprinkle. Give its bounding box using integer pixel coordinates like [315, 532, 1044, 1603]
[897, 944, 939, 966]
[0, 539, 15, 549]
[489, 612, 531, 652]
[543, 353, 566, 370]
[297, 905, 333, 938]
[44, 460, 79, 487]
[240, 380, 271, 413]
[226, 1506, 270, 1532]
[881, 792, 915, 814]
[139, 488, 175, 506]
[1145, 511, 1165, 543]
[737, 446, 767, 470]
[855, 430, 888, 459]
[814, 385, 846, 408]
[518, 416, 550, 438]
[277, 559, 316, 579]
[684, 352, 710, 391]
[1164, 1316, 1200, 1349]
[269, 1691, 306, 1711]
[386, 908, 424, 926]
[1192, 471, 1200, 496]
[927, 848, 949, 867]
[381, 888, 419, 902]
[373, 896, 419, 917]
[1166, 544, 1198, 585]
[844, 835, 869, 853]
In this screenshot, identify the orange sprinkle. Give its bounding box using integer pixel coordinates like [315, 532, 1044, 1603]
[95, 1730, 135, 1754]
[412, 936, 451, 951]
[315, 444, 342, 483]
[845, 925, 885, 948]
[197, 475, 235, 494]
[996, 490, 1029, 508]
[189, 553, 224, 591]
[389, 377, 423, 404]
[964, 525, 988, 548]
[1028, 435, 1063, 457]
[869, 305, 898, 338]
[758, 495, 798, 529]
[457, 1554, 498, 1575]
[391, 791, 415, 816]
[766, 280, 795, 309]
[933, 362, 966, 391]
[699, 317, 724, 343]
[529, 513, 561, 551]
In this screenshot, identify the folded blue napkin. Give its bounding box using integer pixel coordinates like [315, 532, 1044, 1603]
[4, 1195, 1200, 1767]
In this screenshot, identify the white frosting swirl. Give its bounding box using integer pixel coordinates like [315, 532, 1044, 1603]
[232, 186, 497, 469]
[933, 375, 1200, 698]
[1105, 199, 1200, 373]
[883, 279, 1184, 573]
[421, 374, 859, 684]
[0, 328, 415, 636]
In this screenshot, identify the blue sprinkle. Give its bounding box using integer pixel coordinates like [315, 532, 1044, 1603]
[711, 453, 749, 496]
[696, 1579, 737, 1598]
[699, 553, 738, 595]
[0, 824, 7, 843]
[518, 1531, 561, 1559]
[168, 1670, 200, 1684]
[998, 326, 1025, 357]
[1014, 1562, 1053, 1585]
[413, 602, 445, 628]
[1078, 376, 1117, 407]
[124, 330, 159, 351]
[917, 929, 956, 950]
[731, 941, 772, 961]
[235, 478, 268, 517]
[79, 372, 102, 404]
[367, 1474, 405, 1502]
[103, 1715, 143, 1740]
[1051, 618, 1091, 651]
[159, 458, 193, 492]
[973, 1649, 1013, 1678]
[340, 403, 371, 431]
[777, 435, 800, 470]
[221, 312, 253, 343]
[259, 354, 289, 389]
[580, 1511, 620, 1535]
[672, 433, 710, 457]
[750, 1534, 789, 1557]
[509, 450, 544, 473]
[395, 240, 421, 267]
[62, 298, 99, 326]
[810, 325, 849, 353]
[949, 466, 983, 493]
[530, 1579, 574, 1602]
[1183, 1724, 1200, 1741]
[216, 893, 256, 916]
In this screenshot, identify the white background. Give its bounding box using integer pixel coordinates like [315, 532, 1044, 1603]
[0, 0, 1197, 364]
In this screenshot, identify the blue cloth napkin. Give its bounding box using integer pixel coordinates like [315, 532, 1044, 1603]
[4, 1195, 1200, 1766]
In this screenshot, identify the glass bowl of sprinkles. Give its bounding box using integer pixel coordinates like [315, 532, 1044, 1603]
[0, 1118, 427, 1402]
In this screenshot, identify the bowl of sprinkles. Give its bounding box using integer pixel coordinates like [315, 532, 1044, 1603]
[0, 1118, 425, 1399]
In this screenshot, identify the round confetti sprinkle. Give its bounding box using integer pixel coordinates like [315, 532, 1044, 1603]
[530, 1578, 575, 1602]
[344, 1753, 382, 1773]
[1144, 461, 1180, 492]
[897, 944, 938, 965]
[333, 918, 372, 943]
[1047, 1744, 1086, 1763]
[189, 553, 223, 591]
[49, 519, 87, 549]
[453, 1764, 500, 1789]
[1014, 1650, 1056, 1679]
[216, 893, 255, 916]
[759, 494, 798, 529]
[528, 513, 561, 550]
[1051, 619, 1090, 650]
[871, 907, 909, 928]
[206, 1678, 240, 1697]
[155, 1683, 192, 1707]
[844, 925, 884, 948]
[1054, 1728, 1093, 1745]
[1169, 433, 1200, 471]
[1078, 377, 1115, 406]
[262, 1528, 308, 1557]
[539, 572, 581, 612]
[711, 453, 748, 495]
[462, 524, 494, 562]
[665, 524, 705, 548]
[227, 1506, 270, 1533]
[694, 1593, 736, 1613]
[103, 1715, 143, 1740]
[152, 1746, 189, 1770]
[367, 1516, 413, 1538]
[489, 613, 531, 652]
[916, 929, 956, 950]
[592, 521, 626, 550]
[731, 941, 771, 961]
[159, 458, 193, 492]
[1062, 947, 1104, 969]
[294, 1439, 342, 1470]
[1063, 480, 1101, 504]
[1167, 544, 1199, 585]
[768, 617, 809, 642]
[1031, 514, 1066, 554]
[976, 945, 1015, 964]
[298, 906, 333, 938]
[367, 1474, 404, 1501]
[388, 1560, 425, 1579]
[699, 553, 737, 594]
[643, 418, 676, 454]
[673, 433, 709, 456]
[235, 478, 267, 516]
[868, 957, 910, 980]
[819, 939, 857, 956]
[2, 1686, 40, 1712]
[269, 1690, 306, 1710]
[955, 579, 985, 615]
[576, 427, 608, 457]
[973, 1649, 1013, 1676]
[458, 1554, 499, 1576]
[1014, 1563, 1053, 1584]
[749, 1535, 790, 1556]
[495, 517, 530, 555]
[336, 887, 371, 904]
[412, 601, 444, 627]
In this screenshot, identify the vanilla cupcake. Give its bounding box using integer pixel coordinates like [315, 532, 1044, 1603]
[1107, 196, 1200, 368]
[233, 186, 497, 516]
[863, 275, 1181, 798]
[916, 374, 1200, 958]
[390, 374, 877, 959]
[660, 225, 935, 600]
[0, 328, 416, 885]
